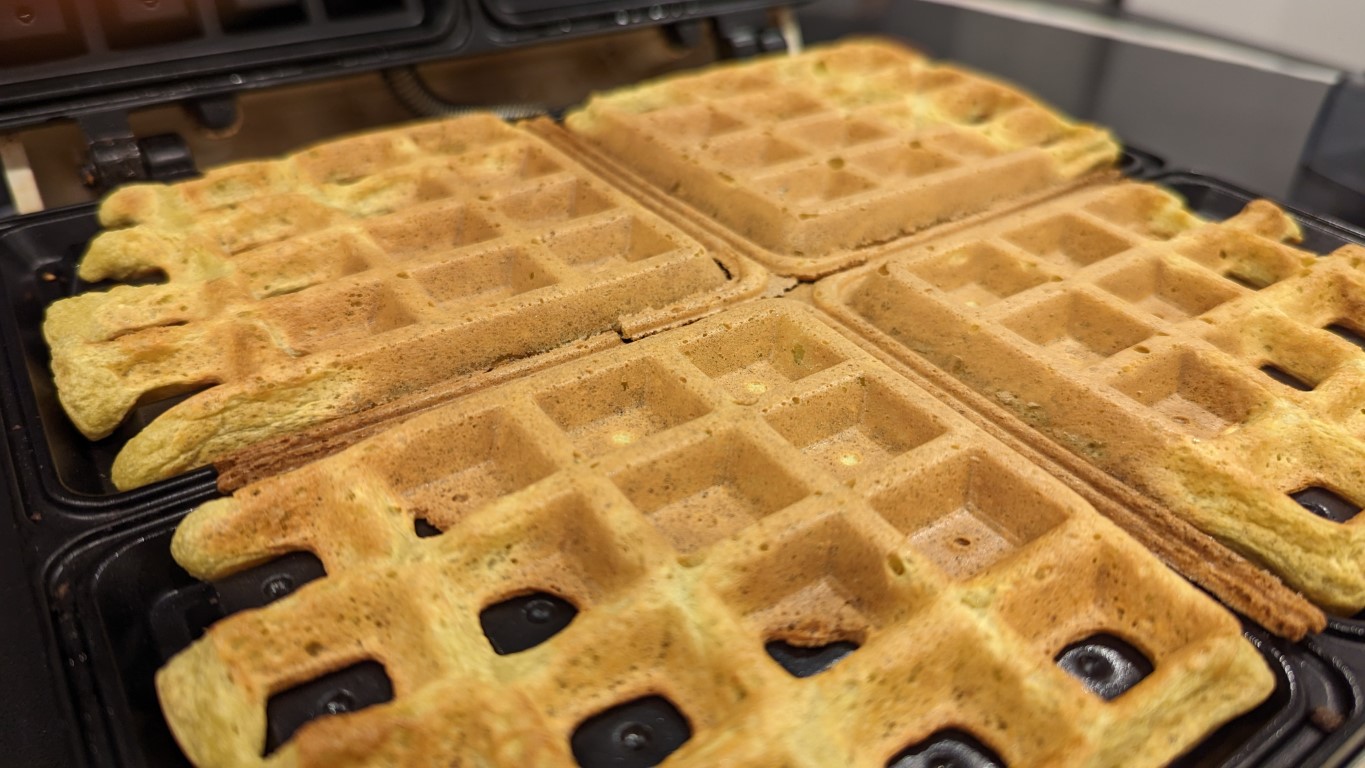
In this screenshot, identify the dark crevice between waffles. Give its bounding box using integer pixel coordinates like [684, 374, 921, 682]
[148, 551, 327, 660]
[1055, 633, 1154, 701]
[1325, 321, 1365, 351]
[764, 638, 859, 678]
[479, 591, 578, 655]
[74, 267, 171, 293]
[571, 695, 691, 768]
[412, 516, 442, 538]
[1258, 363, 1316, 392]
[263, 660, 394, 756]
[1291, 487, 1362, 524]
[887, 728, 1005, 768]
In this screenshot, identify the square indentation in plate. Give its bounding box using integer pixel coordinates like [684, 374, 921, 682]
[680, 311, 846, 404]
[100, 0, 201, 48]
[537, 358, 712, 458]
[374, 407, 560, 529]
[1175, 229, 1305, 290]
[497, 178, 614, 226]
[411, 246, 555, 306]
[705, 134, 808, 170]
[1001, 290, 1156, 368]
[848, 145, 957, 179]
[784, 116, 889, 150]
[763, 374, 945, 480]
[1096, 255, 1244, 322]
[910, 242, 1053, 309]
[1003, 214, 1135, 269]
[1109, 347, 1265, 438]
[867, 449, 1068, 580]
[537, 212, 682, 271]
[609, 430, 812, 553]
[364, 202, 500, 261]
[758, 167, 876, 206]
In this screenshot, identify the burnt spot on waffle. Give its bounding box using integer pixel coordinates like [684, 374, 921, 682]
[817, 181, 1365, 614]
[43, 114, 766, 490]
[156, 302, 1271, 768]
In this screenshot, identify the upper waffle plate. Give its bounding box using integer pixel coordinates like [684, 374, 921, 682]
[565, 39, 1120, 279]
[42, 114, 766, 491]
[815, 180, 1365, 614]
[159, 300, 1270, 768]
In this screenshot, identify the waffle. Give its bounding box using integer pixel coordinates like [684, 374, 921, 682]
[565, 38, 1119, 278]
[815, 180, 1365, 614]
[42, 114, 765, 490]
[159, 301, 1270, 768]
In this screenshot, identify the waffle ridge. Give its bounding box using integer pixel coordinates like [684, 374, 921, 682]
[565, 38, 1120, 278]
[159, 301, 1270, 768]
[815, 180, 1365, 613]
[42, 114, 765, 490]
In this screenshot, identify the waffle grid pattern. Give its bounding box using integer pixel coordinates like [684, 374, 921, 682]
[160, 302, 1268, 768]
[815, 181, 1365, 612]
[44, 114, 764, 490]
[566, 40, 1119, 277]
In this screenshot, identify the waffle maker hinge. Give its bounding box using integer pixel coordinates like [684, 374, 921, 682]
[77, 109, 200, 193]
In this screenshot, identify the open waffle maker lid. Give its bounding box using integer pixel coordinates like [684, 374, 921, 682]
[3, 7, 1365, 768]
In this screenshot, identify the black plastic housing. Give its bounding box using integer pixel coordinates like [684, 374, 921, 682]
[0, 0, 802, 131]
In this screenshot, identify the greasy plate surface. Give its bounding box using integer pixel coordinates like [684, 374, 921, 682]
[566, 39, 1119, 278]
[815, 180, 1365, 615]
[159, 301, 1269, 768]
[42, 114, 766, 490]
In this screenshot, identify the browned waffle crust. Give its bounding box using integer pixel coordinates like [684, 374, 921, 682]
[566, 38, 1120, 278]
[42, 114, 766, 489]
[159, 301, 1271, 768]
[815, 181, 1365, 614]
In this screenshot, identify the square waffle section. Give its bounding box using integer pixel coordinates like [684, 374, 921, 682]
[160, 301, 1269, 768]
[815, 180, 1365, 614]
[41, 114, 766, 491]
[564, 38, 1119, 278]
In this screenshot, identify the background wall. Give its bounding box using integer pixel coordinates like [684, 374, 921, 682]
[1124, 0, 1365, 72]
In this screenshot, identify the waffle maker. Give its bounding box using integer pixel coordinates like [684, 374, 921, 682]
[2, 2, 1365, 766]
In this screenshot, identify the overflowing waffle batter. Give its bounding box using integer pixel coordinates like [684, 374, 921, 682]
[43, 115, 766, 490]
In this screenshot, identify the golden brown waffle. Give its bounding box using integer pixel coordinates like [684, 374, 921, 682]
[42, 114, 765, 490]
[160, 301, 1270, 768]
[565, 39, 1119, 278]
[815, 181, 1365, 614]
